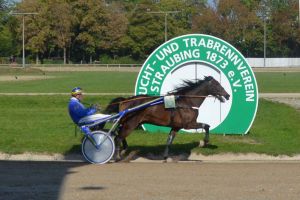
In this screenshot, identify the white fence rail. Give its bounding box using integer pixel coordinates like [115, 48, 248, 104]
[247, 58, 300, 67]
[1, 58, 300, 68]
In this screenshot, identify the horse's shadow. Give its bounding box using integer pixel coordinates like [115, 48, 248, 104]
[124, 142, 218, 161]
[65, 140, 218, 162]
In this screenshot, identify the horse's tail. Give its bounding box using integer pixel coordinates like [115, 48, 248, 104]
[103, 97, 126, 114]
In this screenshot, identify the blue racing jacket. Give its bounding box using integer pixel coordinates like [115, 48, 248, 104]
[68, 97, 97, 124]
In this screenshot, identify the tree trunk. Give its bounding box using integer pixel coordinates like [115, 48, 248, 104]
[36, 54, 39, 65]
[64, 47, 67, 64]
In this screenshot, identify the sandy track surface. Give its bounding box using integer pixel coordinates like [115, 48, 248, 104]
[1, 161, 300, 200]
[0, 75, 55, 81]
[32, 66, 141, 72]
[2, 152, 300, 163]
[252, 67, 300, 72]
[259, 93, 300, 110]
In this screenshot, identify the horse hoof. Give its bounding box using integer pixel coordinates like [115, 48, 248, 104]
[114, 157, 121, 162]
[113, 152, 122, 162]
[120, 149, 127, 157]
[120, 151, 138, 163]
[163, 157, 173, 163]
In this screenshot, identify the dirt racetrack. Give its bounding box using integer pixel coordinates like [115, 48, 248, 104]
[1, 161, 300, 200]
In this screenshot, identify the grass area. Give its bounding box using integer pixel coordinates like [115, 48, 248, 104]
[0, 67, 299, 157]
[255, 72, 300, 93]
[195, 99, 300, 156]
[0, 67, 299, 93]
[0, 71, 137, 93]
[0, 95, 118, 154]
[0, 96, 299, 156]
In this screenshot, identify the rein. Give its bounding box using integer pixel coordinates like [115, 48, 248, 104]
[105, 94, 211, 108]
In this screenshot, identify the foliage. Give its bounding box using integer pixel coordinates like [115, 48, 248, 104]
[72, 0, 107, 61]
[16, 0, 51, 63]
[99, 54, 143, 64]
[0, 26, 15, 56]
[1, 0, 300, 62]
[0, 0, 17, 56]
[267, 0, 300, 57]
[192, 0, 263, 57]
[49, 0, 75, 64]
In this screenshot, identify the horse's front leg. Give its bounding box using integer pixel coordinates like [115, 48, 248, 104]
[186, 122, 210, 147]
[163, 129, 178, 160]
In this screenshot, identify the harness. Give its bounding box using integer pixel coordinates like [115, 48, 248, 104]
[164, 95, 200, 127]
[105, 95, 205, 127]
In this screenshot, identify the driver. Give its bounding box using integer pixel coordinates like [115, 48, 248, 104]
[68, 87, 110, 127]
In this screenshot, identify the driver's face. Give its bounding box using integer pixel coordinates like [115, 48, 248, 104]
[76, 93, 83, 101]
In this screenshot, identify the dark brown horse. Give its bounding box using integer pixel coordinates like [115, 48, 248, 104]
[105, 76, 230, 160]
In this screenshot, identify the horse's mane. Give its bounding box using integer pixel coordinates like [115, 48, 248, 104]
[104, 77, 214, 113]
[170, 76, 213, 94]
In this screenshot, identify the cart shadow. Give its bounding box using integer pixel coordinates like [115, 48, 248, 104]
[66, 141, 218, 162]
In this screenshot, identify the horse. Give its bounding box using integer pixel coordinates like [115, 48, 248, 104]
[104, 76, 230, 161]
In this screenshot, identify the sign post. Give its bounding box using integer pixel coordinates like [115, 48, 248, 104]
[10, 12, 38, 68]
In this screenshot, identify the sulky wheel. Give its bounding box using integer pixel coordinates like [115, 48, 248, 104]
[82, 130, 115, 164]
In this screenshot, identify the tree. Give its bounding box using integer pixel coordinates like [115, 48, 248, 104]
[16, 0, 51, 64]
[192, 0, 262, 57]
[101, 2, 128, 58]
[2, 0, 299, 63]
[265, 0, 300, 56]
[48, 0, 75, 64]
[158, 0, 206, 37]
[72, 0, 108, 63]
[123, 0, 201, 59]
[122, 0, 164, 59]
[0, 0, 16, 58]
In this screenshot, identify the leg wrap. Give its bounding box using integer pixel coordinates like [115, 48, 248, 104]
[203, 124, 210, 144]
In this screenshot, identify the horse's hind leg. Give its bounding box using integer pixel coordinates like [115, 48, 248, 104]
[117, 125, 128, 150]
[122, 139, 128, 150]
[163, 129, 178, 160]
[114, 136, 129, 161]
[114, 118, 140, 162]
[114, 136, 123, 161]
[113, 125, 129, 161]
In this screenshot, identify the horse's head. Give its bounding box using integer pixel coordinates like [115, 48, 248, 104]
[103, 97, 126, 114]
[172, 76, 230, 102]
[204, 76, 230, 102]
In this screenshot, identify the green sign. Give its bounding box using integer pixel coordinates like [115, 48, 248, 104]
[135, 34, 258, 134]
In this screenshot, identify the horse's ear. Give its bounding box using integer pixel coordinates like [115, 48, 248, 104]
[205, 76, 213, 81]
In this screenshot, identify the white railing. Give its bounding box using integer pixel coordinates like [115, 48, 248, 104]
[247, 58, 300, 67]
[0, 63, 143, 68]
[1, 58, 300, 68]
